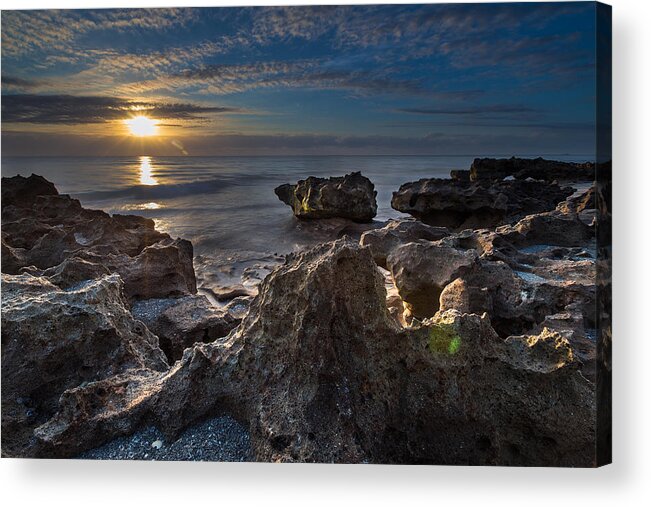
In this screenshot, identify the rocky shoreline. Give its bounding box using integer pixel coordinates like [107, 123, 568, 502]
[1, 157, 606, 465]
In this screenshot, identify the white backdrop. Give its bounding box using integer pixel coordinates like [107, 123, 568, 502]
[1, 0, 649, 505]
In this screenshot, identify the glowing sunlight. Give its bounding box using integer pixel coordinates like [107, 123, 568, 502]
[125, 116, 158, 137]
[138, 156, 158, 186]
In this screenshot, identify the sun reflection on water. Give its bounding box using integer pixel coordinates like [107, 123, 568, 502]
[122, 201, 162, 211]
[138, 156, 158, 186]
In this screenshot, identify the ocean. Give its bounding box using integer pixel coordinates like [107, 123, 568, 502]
[1, 155, 591, 298]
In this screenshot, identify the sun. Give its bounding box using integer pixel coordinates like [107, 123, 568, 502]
[125, 116, 158, 137]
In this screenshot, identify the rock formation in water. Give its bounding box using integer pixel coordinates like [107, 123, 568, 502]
[390, 178, 574, 229]
[274, 171, 377, 222]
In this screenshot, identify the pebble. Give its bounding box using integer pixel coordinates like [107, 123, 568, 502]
[77, 415, 251, 462]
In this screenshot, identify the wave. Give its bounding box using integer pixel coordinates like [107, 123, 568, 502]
[73, 174, 279, 202]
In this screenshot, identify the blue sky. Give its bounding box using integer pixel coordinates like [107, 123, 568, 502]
[1, 3, 601, 156]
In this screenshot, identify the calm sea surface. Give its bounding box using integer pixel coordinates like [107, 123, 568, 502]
[1, 155, 591, 292]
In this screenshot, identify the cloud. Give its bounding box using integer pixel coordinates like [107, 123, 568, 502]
[1, 4, 593, 103]
[7, 36, 255, 97]
[128, 60, 478, 99]
[1, 9, 200, 57]
[248, 4, 591, 59]
[395, 105, 539, 116]
[1, 94, 240, 124]
[1, 75, 46, 90]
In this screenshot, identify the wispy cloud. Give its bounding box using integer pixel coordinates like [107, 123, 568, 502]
[1, 9, 200, 57]
[1, 94, 240, 124]
[248, 4, 590, 59]
[1, 75, 47, 90]
[123, 59, 480, 99]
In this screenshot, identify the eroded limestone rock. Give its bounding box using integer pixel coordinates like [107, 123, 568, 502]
[1, 175, 195, 301]
[359, 219, 449, 268]
[27, 240, 596, 466]
[387, 240, 478, 318]
[1, 274, 168, 457]
[391, 178, 574, 229]
[132, 295, 239, 362]
[275, 172, 377, 222]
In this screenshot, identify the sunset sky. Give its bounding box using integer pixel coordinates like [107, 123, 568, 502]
[1, 3, 600, 156]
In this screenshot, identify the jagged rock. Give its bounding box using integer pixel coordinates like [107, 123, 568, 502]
[501, 327, 576, 374]
[1, 175, 171, 275]
[391, 178, 509, 228]
[387, 240, 478, 318]
[498, 211, 593, 247]
[492, 180, 576, 221]
[28, 240, 595, 465]
[1, 218, 55, 250]
[1, 173, 58, 209]
[34, 368, 164, 458]
[386, 291, 408, 326]
[393, 229, 596, 339]
[19, 227, 81, 269]
[1, 273, 168, 457]
[9, 238, 196, 301]
[40, 257, 111, 289]
[57, 239, 197, 301]
[391, 178, 573, 229]
[2, 174, 599, 465]
[449, 169, 471, 182]
[531, 258, 595, 285]
[470, 157, 594, 182]
[438, 278, 492, 315]
[109, 238, 197, 300]
[438, 259, 528, 336]
[274, 172, 377, 222]
[438, 228, 520, 263]
[532, 311, 596, 382]
[223, 296, 253, 320]
[1, 234, 26, 274]
[359, 219, 449, 268]
[132, 295, 239, 362]
[524, 277, 596, 331]
[557, 186, 596, 215]
[407, 310, 594, 466]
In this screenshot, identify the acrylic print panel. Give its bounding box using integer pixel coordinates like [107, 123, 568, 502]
[0, 2, 612, 466]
